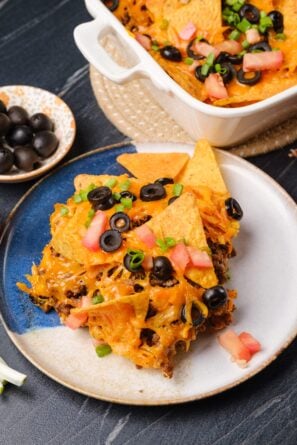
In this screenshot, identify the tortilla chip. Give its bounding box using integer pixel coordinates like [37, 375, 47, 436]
[177, 140, 227, 195]
[117, 152, 189, 181]
[74, 174, 129, 192]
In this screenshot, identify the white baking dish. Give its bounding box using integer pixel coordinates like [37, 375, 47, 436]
[74, 0, 297, 147]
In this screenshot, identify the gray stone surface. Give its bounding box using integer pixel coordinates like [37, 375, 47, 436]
[0, 1, 297, 444]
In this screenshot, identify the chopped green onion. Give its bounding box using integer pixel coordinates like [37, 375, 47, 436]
[120, 197, 133, 209]
[195, 35, 205, 42]
[237, 18, 251, 32]
[206, 52, 215, 66]
[242, 39, 250, 49]
[260, 10, 266, 18]
[156, 238, 168, 252]
[173, 183, 183, 197]
[275, 33, 286, 40]
[96, 344, 112, 357]
[160, 19, 169, 30]
[92, 293, 104, 304]
[113, 192, 121, 201]
[0, 357, 27, 387]
[232, 0, 245, 12]
[115, 204, 125, 212]
[104, 177, 117, 188]
[74, 183, 97, 203]
[152, 44, 160, 51]
[229, 29, 241, 40]
[60, 206, 69, 216]
[258, 15, 273, 33]
[85, 209, 95, 228]
[201, 63, 210, 76]
[164, 237, 176, 248]
[119, 179, 131, 191]
[238, 50, 247, 57]
[163, 40, 171, 45]
[74, 194, 82, 203]
[184, 57, 194, 65]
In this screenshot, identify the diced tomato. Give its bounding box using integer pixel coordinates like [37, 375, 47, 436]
[218, 329, 251, 366]
[239, 332, 261, 355]
[187, 246, 212, 268]
[205, 73, 228, 100]
[193, 42, 219, 58]
[65, 312, 88, 330]
[243, 50, 283, 72]
[245, 28, 261, 44]
[170, 243, 190, 273]
[135, 33, 152, 50]
[135, 225, 156, 248]
[82, 211, 107, 252]
[81, 295, 91, 308]
[142, 254, 153, 271]
[215, 40, 242, 55]
[179, 22, 197, 41]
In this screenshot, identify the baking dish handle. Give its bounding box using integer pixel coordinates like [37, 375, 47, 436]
[74, 17, 169, 92]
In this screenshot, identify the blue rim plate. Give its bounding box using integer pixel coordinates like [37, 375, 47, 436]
[1, 141, 297, 405]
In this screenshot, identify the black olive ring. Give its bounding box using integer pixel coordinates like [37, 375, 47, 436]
[181, 302, 205, 327]
[186, 39, 206, 60]
[237, 69, 262, 86]
[109, 212, 131, 233]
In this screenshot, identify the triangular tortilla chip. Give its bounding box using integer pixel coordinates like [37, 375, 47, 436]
[117, 152, 189, 181]
[177, 140, 227, 195]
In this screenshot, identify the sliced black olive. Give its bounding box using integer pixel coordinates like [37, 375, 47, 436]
[227, 54, 243, 65]
[202, 286, 228, 309]
[99, 229, 122, 252]
[220, 63, 236, 84]
[248, 42, 271, 52]
[120, 190, 137, 201]
[13, 146, 39, 171]
[195, 65, 215, 83]
[181, 302, 205, 327]
[267, 10, 284, 33]
[152, 256, 174, 281]
[109, 212, 130, 232]
[215, 52, 242, 66]
[239, 4, 260, 24]
[101, 0, 119, 11]
[7, 106, 29, 126]
[7, 125, 33, 147]
[95, 196, 116, 211]
[29, 113, 54, 132]
[186, 38, 206, 60]
[140, 183, 166, 201]
[88, 186, 112, 206]
[225, 197, 243, 220]
[154, 177, 174, 186]
[124, 252, 144, 272]
[0, 100, 7, 114]
[134, 283, 144, 293]
[0, 147, 14, 173]
[32, 131, 58, 157]
[160, 45, 182, 62]
[168, 196, 178, 205]
[0, 113, 11, 136]
[237, 68, 261, 86]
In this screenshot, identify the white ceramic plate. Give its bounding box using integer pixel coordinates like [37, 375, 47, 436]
[0, 85, 76, 183]
[1, 142, 297, 405]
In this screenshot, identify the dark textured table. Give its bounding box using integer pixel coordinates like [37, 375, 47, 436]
[1, 1, 297, 444]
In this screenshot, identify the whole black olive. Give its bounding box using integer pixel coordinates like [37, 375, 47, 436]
[202, 286, 228, 309]
[160, 45, 182, 62]
[120, 190, 137, 201]
[124, 252, 144, 272]
[0, 113, 11, 136]
[13, 146, 39, 172]
[0, 100, 7, 114]
[248, 42, 271, 52]
[225, 197, 243, 220]
[0, 147, 14, 173]
[109, 212, 131, 232]
[220, 63, 236, 84]
[140, 183, 166, 201]
[101, 0, 119, 11]
[154, 177, 174, 186]
[186, 39, 206, 60]
[239, 4, 260, 24]
[88, 186, 112, 207]
[168, 196, 179, 205]
[7, 106, 29, 126]
[181, 302, 205, 327]
[32, 131, 58, 158]
[267, 10, 284, 33]
[29, 113, 54, 132]
[237, 69, 261, 86]
[99, 229, 122, 252]
[7, 125, 33, 146]
[152, 256, 174, 281]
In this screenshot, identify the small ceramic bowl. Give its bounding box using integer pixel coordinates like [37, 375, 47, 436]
[0, 85, 76, 183]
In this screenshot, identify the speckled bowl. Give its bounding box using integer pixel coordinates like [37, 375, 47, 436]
[0, 85, 76, 183]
